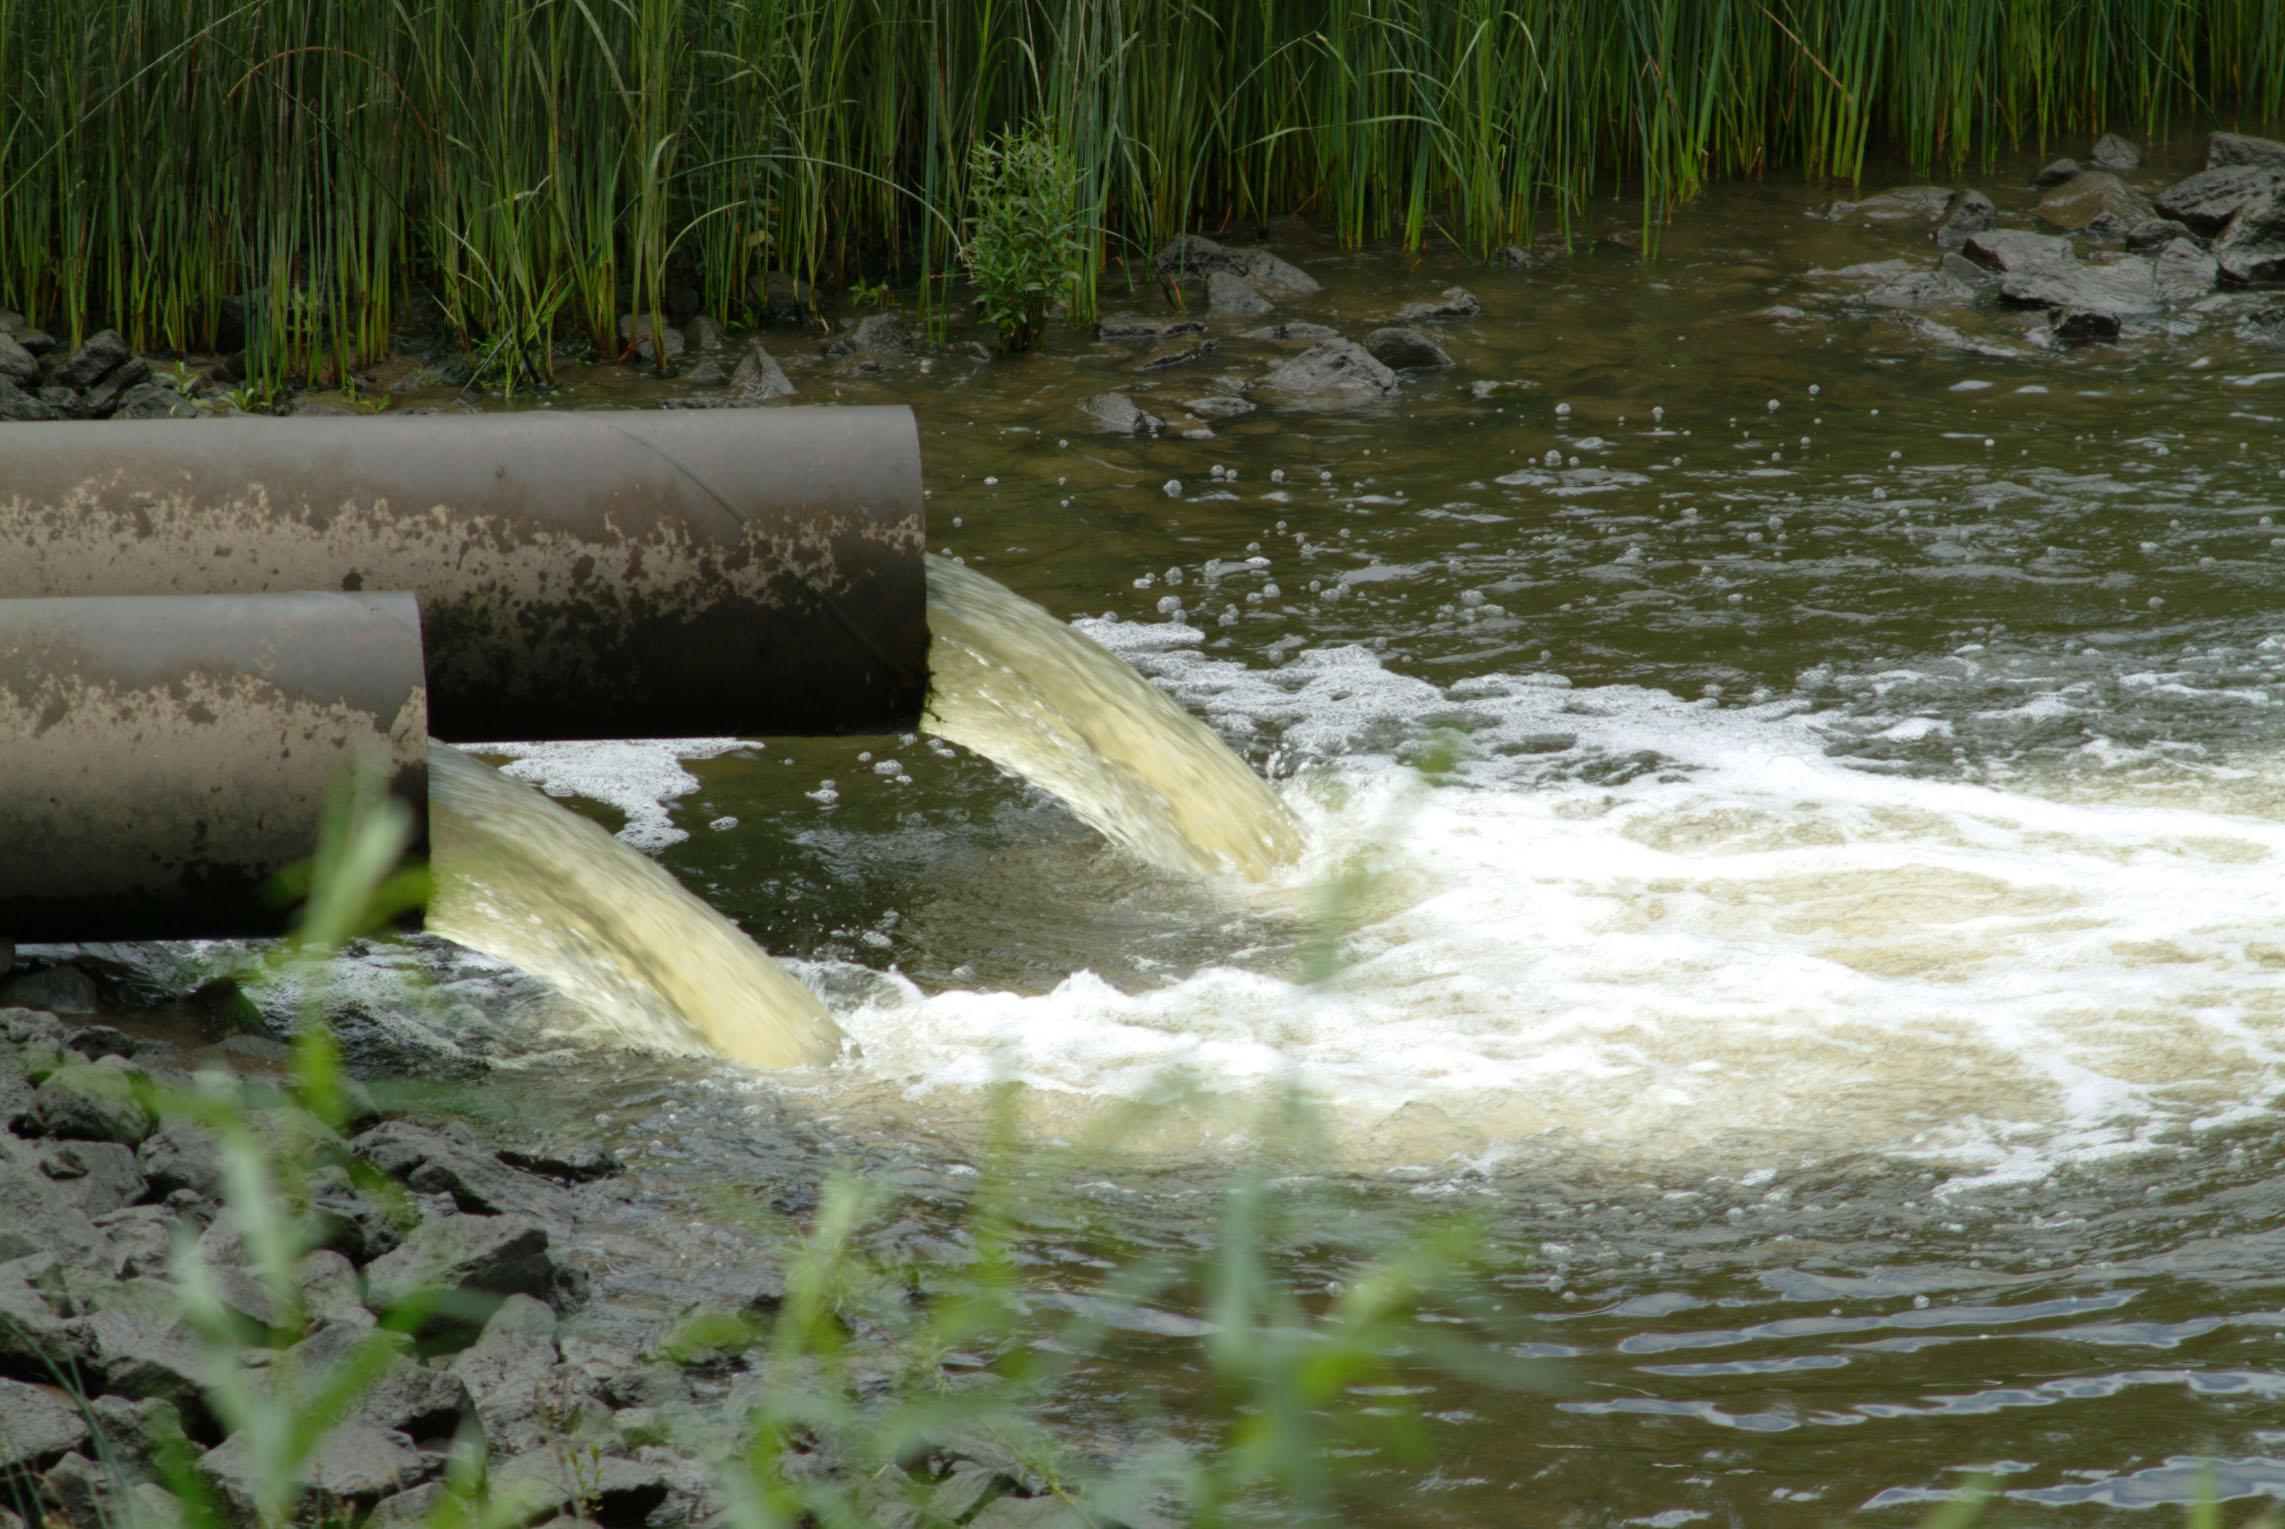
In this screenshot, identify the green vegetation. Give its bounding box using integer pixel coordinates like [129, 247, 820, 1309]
[2, 0, 2279, 386]
[960, 132, 1085, 353]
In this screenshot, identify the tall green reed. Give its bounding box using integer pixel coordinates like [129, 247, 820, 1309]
[3, 0, 2278, 387]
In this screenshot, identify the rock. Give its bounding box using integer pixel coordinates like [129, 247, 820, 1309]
[30, 1059, 157, 1145]
[492, 1452, 672, 1525]
[2049, 306, 2121, 342]
[1096, 315, 1205, 341]
[2153, 237, 2220, 303]
[307, 1165, 407, 1264]
[0, 1378, 88, 1471]
[1962, 229, 2079, 274]
[1257, 340, 1398, 409]
[46, 329, 135, 391]
[1133, 335, 1218, 372]
[497, 1141, 622, 1184]
[2091, 133, 2141, 171]
[2243, 307, 2285, 347]
[339, 1347, 477, 1444]
[201, 1421, 430, 1525]
[2, 964, 99, 1015]
[1937, 252, 1996, 288]
[81, 354, 154, 418]
[0, 332, 37, 387]
[1154, 234, 1321, 295]
[352, 1120, 570, 1221]
[1491, 245, 1531, 270]
[2037, 171, 2152, 232]
[1395, 286, 1482, 322]
[2030, 158, 2083, 189]
[2156, 163, 2285, 234]
[0, 1254, 101, 1377]
[1830, 185, 1955, 221]
[93, 1206, 174, 1276]
[1204, 270, 1272, 317]
[62, 1025, 135, 1060]
[2209, 132, 2285, 171]
[0, 378, 66, 422]
[34, 1138, 145, 1215]
[83, 1305, 214, 1426]
[85, 1394, 184, 1478]
[447, 1295, 561, 1454]
[681, 359, 727, 387]
[615, 315, 684, 366]
[1080, 393, 1163, 435]
[1363, 326, 1453, 369]
[1857, 270, 1970, 311]
[2213, 193, 2285, 284]
[138, 1117, 224, 1200]
[1933, 188, 1997, 249]
[827, 311, 920, 362]
[1181, 395, 1255, 420]
[967, 1497, 1093, 1529]
[756, 270, 815, 323]
[362, 1212, 564, 1323]
[929, 1465, 1024, 1525]
[1243, 321, 1341, 342]
[729, 340, 795, 401]
[684, 314, 728, 351]
[2126, 216, 2196, 251]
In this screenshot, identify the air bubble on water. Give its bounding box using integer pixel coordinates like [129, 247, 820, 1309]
[872, 759, 902, 776]
[1555, 402, 1571, 416]
[1156, 595, 1182, 614]
[1271, 468, 1286, 483]
[1163, 479, 1182, 496]
[1320, 469, 1333, 482]
[951, 516, 963, 528]
[1653, 406, 1665, 422]
[984, 475, 999, 486]
[1889, 450, 1901, 460]
[1545, 448, 1562, 466]
[1166, 567, 1183, 585]
[1808, 384, 1820, 396]
[2150, 597, 2165, 609]
[1765, 399, 1779, 412]
[1568, 455, 1580, 467]
[709, 816, 738, 832]
[1210, 465, 1226, 480]
[1263, 583, 1281, 598]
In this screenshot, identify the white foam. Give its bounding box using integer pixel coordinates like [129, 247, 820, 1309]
[822, 627, 2285, 1179]
[462, 739, 750, 850]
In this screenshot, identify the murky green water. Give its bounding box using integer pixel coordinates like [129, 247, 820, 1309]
[359, 136, 2285, 1523]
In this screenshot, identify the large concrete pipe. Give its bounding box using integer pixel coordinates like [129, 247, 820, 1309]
[0, 592, 428, 941]
[0, 407, 927, 741]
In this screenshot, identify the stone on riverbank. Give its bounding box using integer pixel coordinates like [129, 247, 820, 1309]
[1933, 189, 1996, 249]
[1859, 270, 1971, 312]
[1257, 340, 1398, 409]
[1830, 185, 1954, 222]
[616, 314, 685, 365]
[2153, 238, 2220, 303]
[1155, 234, 1322, 296]
[2155, 163, 2285, 234]
[2208, 132, 2285, 171]
[1244, 321, 1340, 343]
[1396, 287, 1482, 322]
[825, 311, 921, 363]
[2, 963, 99, 1015]
[1134, 334, 1219, 372]
[1082, 393, 1164, 435]
[2091, 133, 2141, 171]
[2213, 194, 2285, 285]
[730, 340, 796, 401]
[2126, 217, 2196, 251]
[1097, 315, 1205, 341]
[2037, 171, 2152, 232]
[0, 1377, 89, 1472]
[2030, 158, 2082, 189]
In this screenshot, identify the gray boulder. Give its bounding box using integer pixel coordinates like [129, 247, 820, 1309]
[0, 332, 37, 387]
[1097, 315, 1205, 341]
[684, 314, 728, 351]
[351, 1120, 570, 1222]
[616, 315, 684, 366]
[33, 1138, 145, 1216]
[755, 270, 815, 323]
[2037, 171, 2152, 232]
[1962, 229, 2078, 274]
[0, 378, 66, 422]
[2152, 238, 2219, 303]
[827, 311, 921, 362]
[1933, 189, 1997, 248]
[1133, 334, 1218, 372]
[1080, 393, 1163, 435]
[31, 1059, 157, 1145]
[83, 1305, 215, 1426]
[447, 1294, 561, 1454]
[2156, 163, 2285, 234]
[1243, 321, 1341, 342]
[1257, 340, 1398, 410]
[2030, 158, 2083, 189]
[1155, 234, 1321, 296]
[1997, 256, 2160, 326]
[3, 963, 99, 1015]
[111, 381, 199, 420]
[2214, 193, 2285, 284]
[47, 330, 135, 391]
[1363, 326, 1453, 369]
[1205, 270, 1272, 317]
[2209, 132, 2285, 170]
[2091, 133, 2141, 171]
[2126, 217, 2196, 251]
[0, 1378, 88, 1471]
[201, 1422, 430, 1526]
[1831, 185, 1954, 221]
[361, 1211, 563, 1317]
[1396, 286, 1482, 322]
[730, 340, 795, 401]
[1858, 270, 1970, 311]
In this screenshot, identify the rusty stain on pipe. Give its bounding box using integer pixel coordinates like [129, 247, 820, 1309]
[0, 592, 429, 942]
[0, 407, 928, 741]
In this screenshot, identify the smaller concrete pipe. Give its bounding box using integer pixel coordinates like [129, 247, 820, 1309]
[0, 407, 927, 741]
[0, 593, 428, 942]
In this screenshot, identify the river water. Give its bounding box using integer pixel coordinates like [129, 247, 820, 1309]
[337, 141, 2285, 1522]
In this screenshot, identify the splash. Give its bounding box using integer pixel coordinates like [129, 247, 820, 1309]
[425, 743, 843, 1069]
[921, 554, 1304, 879]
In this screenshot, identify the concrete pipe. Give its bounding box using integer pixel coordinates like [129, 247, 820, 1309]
[0, 592, 429, 942]
[0, 407, 928, 741]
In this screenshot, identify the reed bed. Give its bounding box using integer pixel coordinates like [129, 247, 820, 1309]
[2, 0, 2278, 386]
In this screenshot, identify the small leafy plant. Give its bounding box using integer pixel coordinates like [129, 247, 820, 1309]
[958, 131, 1082, 355]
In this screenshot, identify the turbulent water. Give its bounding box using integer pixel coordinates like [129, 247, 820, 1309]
[424, 743, 843, 1068]
[305, 142, 2285, 1524]
[921, 551, 1304, 880]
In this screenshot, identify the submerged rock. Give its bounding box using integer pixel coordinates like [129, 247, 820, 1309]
[2155, 163, 2285, 234]
[754, 269, 815, 323]
[2090, 133, 2142, 171]
[825, 311, 920, 362]
[2126, 216, 2197, 251]
[1096, 314, 1205, 341]
[1205, 271, 1273, 317]
[2037, 171, 2152, 232]
[2213, 194, 2285, 284]
[1933, 189, 1996, 249]
[1396, 286, 1482, 322]
[1831, 185, 1954, 222]
[684, 313, 728, 351]
[1182, 394, 1255, 420]
[615, 314, 684, 365]
[1243, 320, 1341, 343]
[1257, 339, 1398, 409]
[1962, 229, 2078, 275]
[1999, 255, 2161, 326]
[2, 964, 98, 1015]
[1133, 334, 1218, 372]
[1080, 392, 1164, 435]
[2029, 158, 2083, 189]
[1363, 326, 1454, 369]
[1858, 270, 1971, 312]
[1155, 234, 1321, 296]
